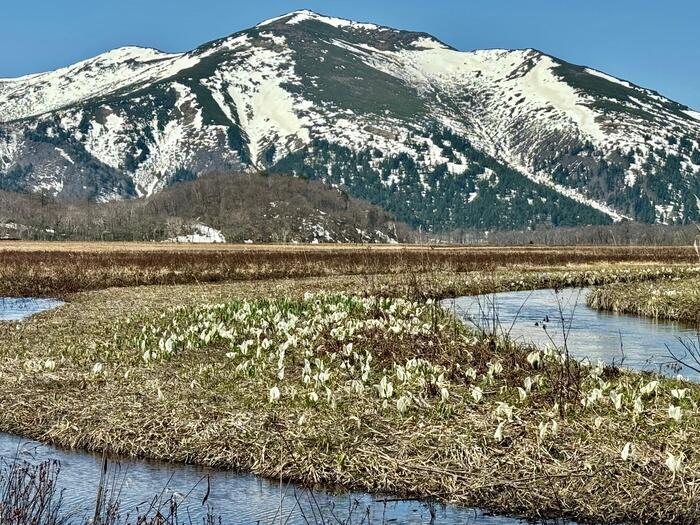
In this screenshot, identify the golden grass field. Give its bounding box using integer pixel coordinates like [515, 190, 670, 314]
[0, 241, 696, 297]
[1, 241, 699, 523]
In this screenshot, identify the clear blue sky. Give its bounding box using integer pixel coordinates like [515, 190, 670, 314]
[2, 0, 698, 109]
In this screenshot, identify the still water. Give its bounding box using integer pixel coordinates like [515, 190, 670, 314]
[0, 297, 64, 320]
[0, 432, 544, 524]
[446, 288, 699, 379]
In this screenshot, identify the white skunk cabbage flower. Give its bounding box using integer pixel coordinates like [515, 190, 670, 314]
[585, 388, 603, 406]
[620, 442, 633, 461]
[495, 402, 513, 421]
[268, 386, 281, 403]
[671, 389, 688, 400]
[526, 351, 541, 368]
[494, 422, 505, 442]
[487, 361, 503, 376]
[397, 395, 411, 413]
[470, 386, 483, 403]
[640, 380, 659, 397]
[517, 387, 528, 402]
[440, 387, 450, 402]
[665, 452, 684, 480]
[538, 421, 548, 440]
[668, 405, 682, 422]
[609, 391, 623, 411]
[92, 363, 104, 375]
[376, 376, 394, 399]
[350, 379, 364, 394]
[44, 359, 56, 371]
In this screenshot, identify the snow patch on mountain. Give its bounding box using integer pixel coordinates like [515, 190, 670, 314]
[522, 57, 605, 141]
[584, 68, 633, 89]
[499, 149, 629, 222]
[84, 111, 129, 169]
[411, 37, 449, 50]
[0, 47, 202, 123]
[168, 223, 226, 243]
[283, 9, 381, 31]
[220, 38, 311, 165]
[133, 119, 189, 195]
[0, 132, 20, 169]
[171, 83, 205, 130]
[54, 147, 74, 165]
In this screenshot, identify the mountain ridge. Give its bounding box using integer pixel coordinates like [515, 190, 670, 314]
[1, 9, 699, 230]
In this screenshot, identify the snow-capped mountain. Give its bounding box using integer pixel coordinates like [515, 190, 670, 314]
[1, 9, 699, 229]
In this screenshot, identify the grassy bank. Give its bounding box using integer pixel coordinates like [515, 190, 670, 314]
[0, 241, 697, 297]
[588, 277, 700, 324]
[0, 264, 700, 523]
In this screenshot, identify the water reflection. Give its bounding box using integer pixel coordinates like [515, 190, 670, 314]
[0, 297, 64, 321]
[0, 433, 546, 524]
[446, 288, 700, 379]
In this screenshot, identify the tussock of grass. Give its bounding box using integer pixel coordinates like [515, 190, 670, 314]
[588, 277, 700, 323]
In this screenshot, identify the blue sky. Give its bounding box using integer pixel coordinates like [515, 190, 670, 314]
[2, 0, 698, 109]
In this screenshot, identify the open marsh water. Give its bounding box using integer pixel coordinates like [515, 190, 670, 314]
[0, 298, 554, 524]
[446, 288, 700, 379]
[0, 297, 64, 320]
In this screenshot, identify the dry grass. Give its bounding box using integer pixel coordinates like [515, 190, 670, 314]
[0, 262, 699, 523]
[0, 241, 697, 298]
[1, 247, 700, 523]
[588, 278, 700, 324]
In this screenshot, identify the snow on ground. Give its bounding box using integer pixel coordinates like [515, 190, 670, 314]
[83, 111, 129, 170]
[0, 47, 202, 122]
[220, 37, 311, 165]
[500, 150, 629, 222]
[168, 224, 226, 243]
[584, 68, 634, 89]
[284, 10, 380, 31]
[132, 118, 189, 196]
[0, 132, 20, 169]
[520, 57, 605, 142]
[31, 177, 64, 195]
[171, 83, 204, 130]
[411, 37, 449, 50]
[684, 110, 700, 122]
[655, 204, 676, 224]
[54, 147, 74, 165]
[256, 13, 295, 27]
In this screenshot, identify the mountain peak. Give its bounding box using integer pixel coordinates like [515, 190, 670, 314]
[256, 9, 381, 31]
[1, 11, 699, 229]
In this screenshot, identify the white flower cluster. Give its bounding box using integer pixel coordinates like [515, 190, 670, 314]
[116, 293, 463, 410]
